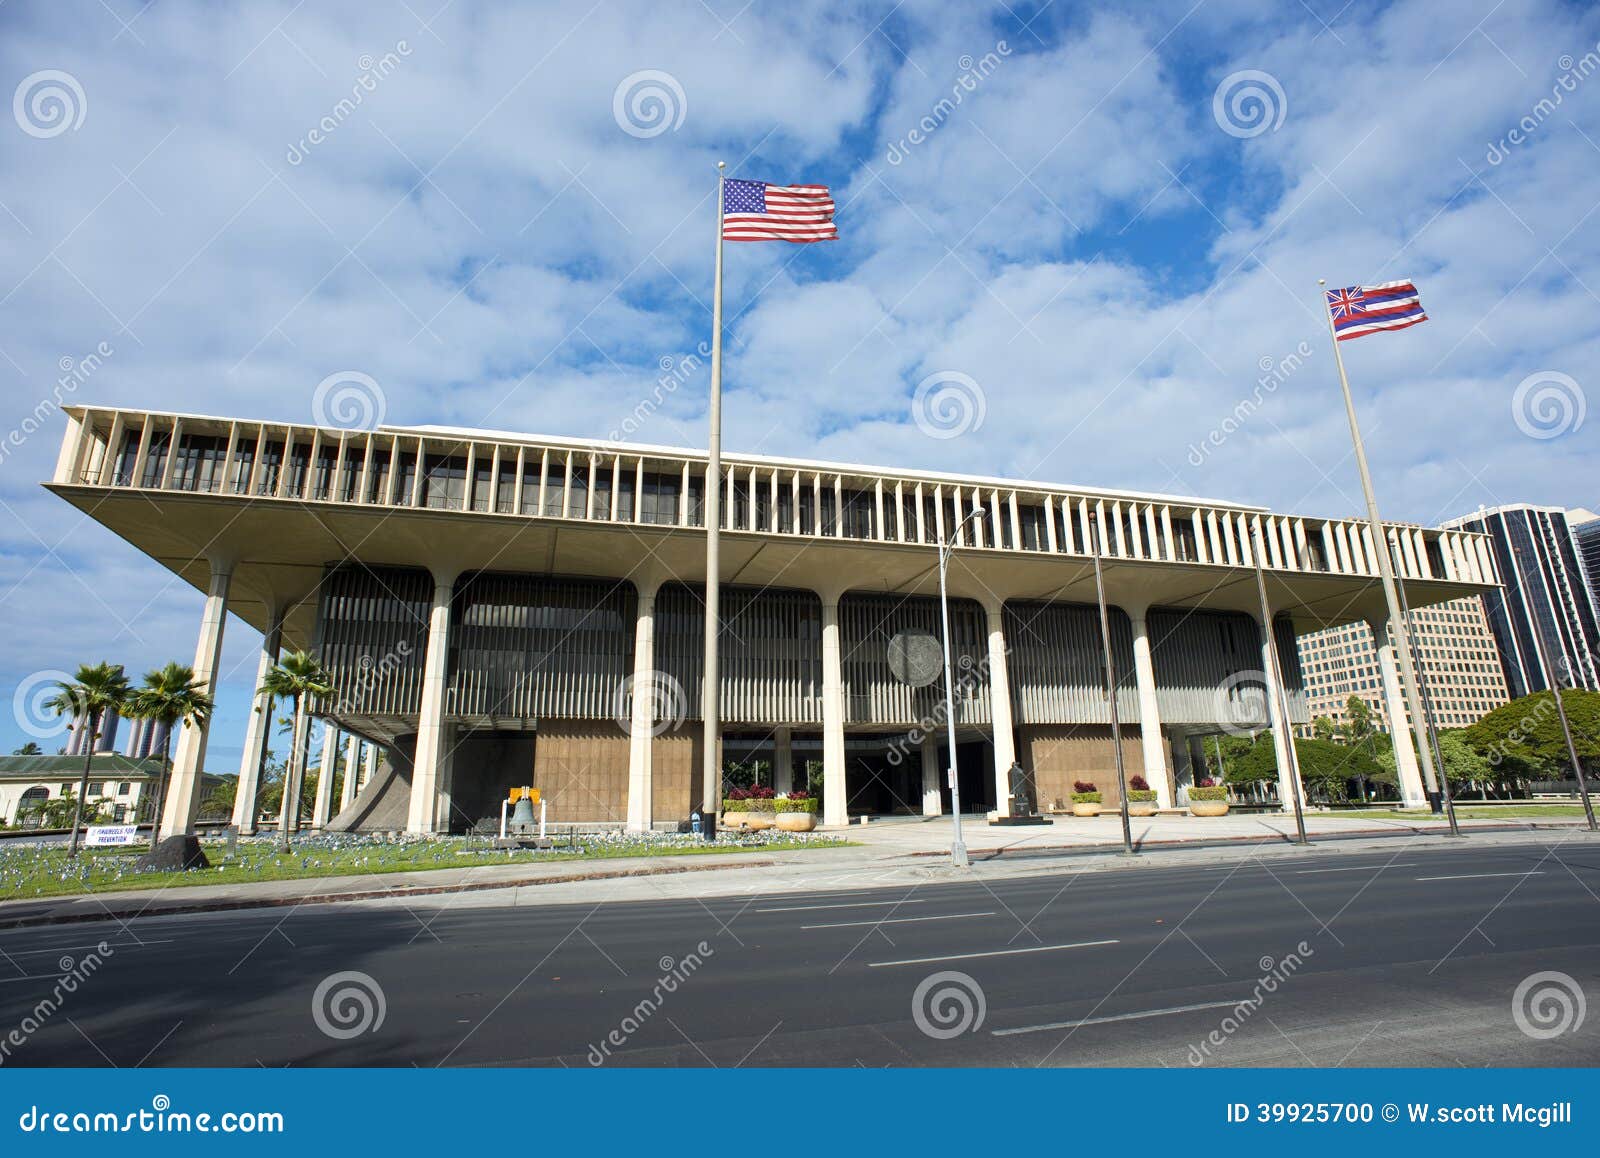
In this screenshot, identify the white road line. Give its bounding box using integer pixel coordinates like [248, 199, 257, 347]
[1415, 871, 1546, 882]
[756, 899, 928, 913]
[992, 998, 1249, 1036]
[867, 939, 1119, 968]
[1294, 863, 1419, 875]
[801, 911, 995, 930]
[1, 940, 175, 956]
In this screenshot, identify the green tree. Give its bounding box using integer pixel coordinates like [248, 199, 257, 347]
[1204, 732, 1260, 782]
[1311, 716, 1336, 741]
[258, 651, 335, 852]
[1464, 689, 1600, 779]
[43, 662, 131, 858]
[125, 661, 214, 845]
[1228, 731, 1383, 803]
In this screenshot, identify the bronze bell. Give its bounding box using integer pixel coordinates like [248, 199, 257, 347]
[510, 796, 536, 828]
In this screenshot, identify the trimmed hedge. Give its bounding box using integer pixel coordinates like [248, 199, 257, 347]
[1128, 789, 1158, 802]
[1188, 785, 1229, 801]
[1070, 791, 1102, 804]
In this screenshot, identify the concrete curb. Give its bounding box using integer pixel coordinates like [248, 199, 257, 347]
[0, 857, 780, 931]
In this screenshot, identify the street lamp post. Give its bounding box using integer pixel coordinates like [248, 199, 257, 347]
[938, 506, 986, 869]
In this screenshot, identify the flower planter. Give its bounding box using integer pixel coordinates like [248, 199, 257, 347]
[743, 812, 776, 831]
[722, 811, 751, 829]
[775, 812, 817, 833]
[1072, 802, 1102, 817]
[1126, 801, 1158, 817]
[1188, 801, 1230, 817]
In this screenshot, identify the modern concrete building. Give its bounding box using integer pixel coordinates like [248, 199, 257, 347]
[44, 406, 1501, 831]
[1442, 504, 1600, 697]
[1296, 595, 1510, 734]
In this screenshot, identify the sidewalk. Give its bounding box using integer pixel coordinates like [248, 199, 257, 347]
[0, 811, 1588, 929]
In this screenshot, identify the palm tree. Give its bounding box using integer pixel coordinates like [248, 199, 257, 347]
[126, 662, 215, 846]
[44, 663, 131, 858]
[258, 651, 335, 852]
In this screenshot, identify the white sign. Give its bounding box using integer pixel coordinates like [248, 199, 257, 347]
[85, 825, 139, 847]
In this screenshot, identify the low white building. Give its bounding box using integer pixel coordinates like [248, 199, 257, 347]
[0, 754, 161, 827]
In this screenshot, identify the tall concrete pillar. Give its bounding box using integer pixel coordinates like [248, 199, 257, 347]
[340, 734, 360, 811]
[920, 734, 942, 816]
[363, 742, 378, 788]
[1372, 623, 1427, 807]
[1258, 614, 1306, 813]
[407, 573, 456, 834]
[773, 726, 793, 795]
[983, 601, 1017, 817]
[162, 560, 232, 836]
[233, 612, 281, 834]
[820, 594, 847, 827]
[625, 582, 660, 833]
[1127, 607, 1174, 808]
[312, 723, 338, 828]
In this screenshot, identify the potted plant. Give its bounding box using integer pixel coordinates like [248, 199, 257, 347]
[1188, 778, 1230, 817]
[1070, 780, 1102, 817]
[774, 791, 818, 832]
[723, 786, 777, 830]
[1127, 775, 1159, 817]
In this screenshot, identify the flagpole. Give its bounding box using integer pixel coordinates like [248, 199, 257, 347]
[1318, 278, 1440, 810]
[701, 160, 726, 839]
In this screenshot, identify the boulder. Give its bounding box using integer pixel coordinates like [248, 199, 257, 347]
[135, 835, 210, 872]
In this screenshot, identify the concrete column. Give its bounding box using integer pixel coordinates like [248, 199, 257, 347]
[434, 742, 456, 832]
[1371, 622, 1427, 807]
[340, 734, 360, 811]
[820, 595, 847, 826]
[1127, 607, 1174, 808]
[772, 727, 793, 795]
[625, 582, 660, 833]
[1258, 614, 1306, 813]
[1171, 730, 1195, 791]
[312, 723, 337, 827]
[407, 573, 455, 834]
[162, 560, 232, 837]
[920, 734, 942, 816]
[233, 613, 281, 834]
[983, 601, 1017, 817]
[363, 742, 378, 788]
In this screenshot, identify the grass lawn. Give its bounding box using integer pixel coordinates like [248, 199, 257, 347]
[1336, 805, 1593, 820]
[0, 830, 850, 902]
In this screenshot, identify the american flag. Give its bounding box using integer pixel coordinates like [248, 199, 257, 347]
[1325, 279, 1428, 340]
[722, 178, 837, 243]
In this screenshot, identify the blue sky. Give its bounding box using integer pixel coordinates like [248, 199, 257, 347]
[0, 0, 1596, 762]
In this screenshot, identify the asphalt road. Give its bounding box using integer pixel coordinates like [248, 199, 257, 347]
[1, 837, 1597, 1067]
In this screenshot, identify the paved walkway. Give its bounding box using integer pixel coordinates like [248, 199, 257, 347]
[0, 811, 1589, 929]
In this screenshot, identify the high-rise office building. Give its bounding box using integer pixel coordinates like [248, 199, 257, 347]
[1296, 596, 1510, 733]
[1572, 509, 1600, 605]
[1441, 504, 1600, 697]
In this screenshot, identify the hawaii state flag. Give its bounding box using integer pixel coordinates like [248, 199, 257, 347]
[1325, 280, 1428, 340]
[722, 179, 837, 243]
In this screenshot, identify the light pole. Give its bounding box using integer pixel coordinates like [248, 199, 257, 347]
[938, 506, 986, 868]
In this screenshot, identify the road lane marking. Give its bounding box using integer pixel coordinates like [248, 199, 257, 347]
[1415, 871, 1546, 881]
[1294, 863, 1419, 875]
[0, 940, 174, 956]
[802, 911, 995, 930]
[867, 939, 1119, 968]
[993, 998, 1250, 1036]
[757, 899, 928, 913]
